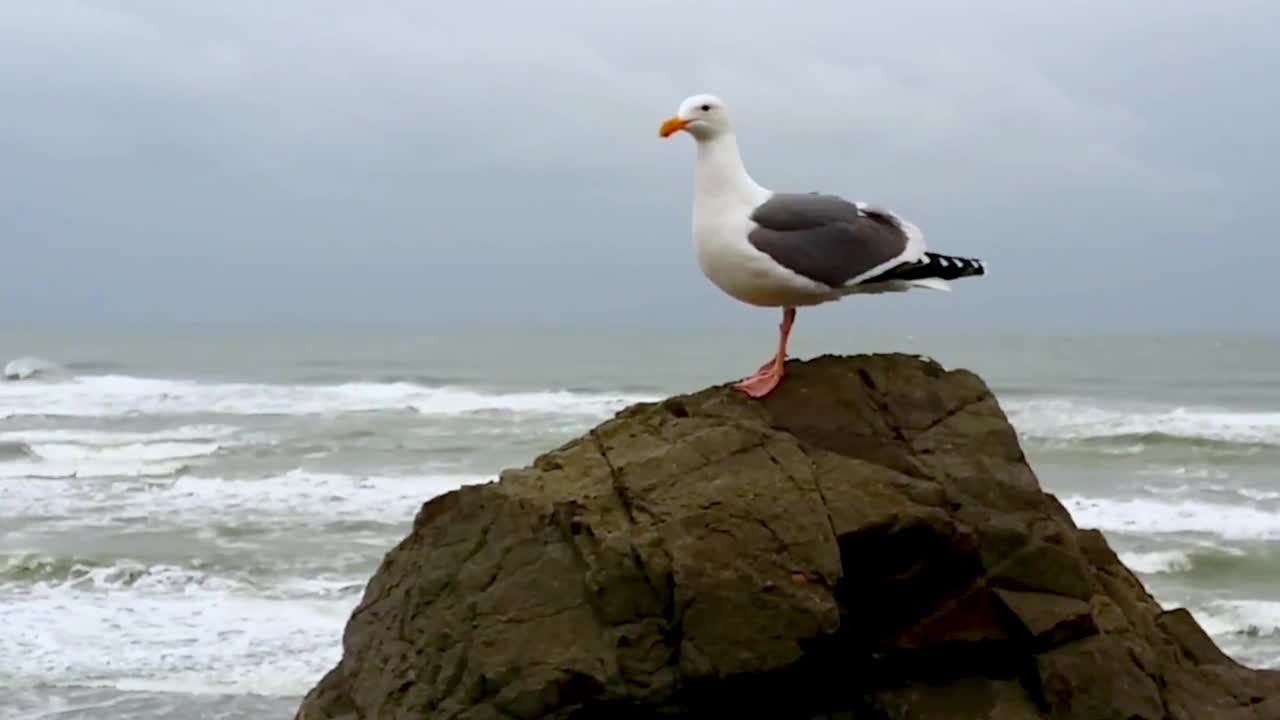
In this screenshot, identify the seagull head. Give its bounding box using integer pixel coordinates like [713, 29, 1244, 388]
[659, 94, 732, 141]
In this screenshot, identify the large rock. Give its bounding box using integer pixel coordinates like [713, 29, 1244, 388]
[296, 354, 1280, 719]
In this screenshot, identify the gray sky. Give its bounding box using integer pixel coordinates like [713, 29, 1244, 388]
[2, 1, 1275, 332]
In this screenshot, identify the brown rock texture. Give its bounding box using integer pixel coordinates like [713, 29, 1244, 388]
[296, 354, 1280, 720]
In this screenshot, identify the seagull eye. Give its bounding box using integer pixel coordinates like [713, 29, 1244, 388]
[700, 104, 711, 112]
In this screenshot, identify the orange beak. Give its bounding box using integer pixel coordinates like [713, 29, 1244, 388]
[659, 116, 689, 138]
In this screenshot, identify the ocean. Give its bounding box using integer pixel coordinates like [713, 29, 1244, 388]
[2, 327, 1278, 719]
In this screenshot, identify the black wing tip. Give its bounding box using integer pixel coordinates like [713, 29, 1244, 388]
[862, 252, 987, 284]
[922, 253, 986, 278]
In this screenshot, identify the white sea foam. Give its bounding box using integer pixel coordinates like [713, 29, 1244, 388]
[1239, 488, 1280, 502]
[0, 425, 240, 445]
[0, 374, 656, 419]
[0, 468, 486, 525]
[28, 440, 221, 464]
[0, 579, 350, 697]
[0, 457, 191, 480]
[1137, 465, 1230, 481]
[3, 356, 62, 380]
[0, 441, 224, 480]
[1194, 599, 1280, 640]
[1137, 476, 1280, 506]
[1118, 550, 1195, 574]
[7, 557, 242, 593]
[1158, 599, 1280, 669]
[158, 469, 485, 520]
[1, 553, 366, 601]
[1004, 397, 1280, 446]
[1192, 599, 1280, 668]
[1063, 495, 1280, 540]
[0, 428, 233, 480]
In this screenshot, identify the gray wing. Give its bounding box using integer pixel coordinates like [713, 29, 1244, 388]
[747, 193, 914, 288]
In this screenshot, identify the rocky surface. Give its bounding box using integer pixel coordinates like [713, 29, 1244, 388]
[297, 354, 1280, 719]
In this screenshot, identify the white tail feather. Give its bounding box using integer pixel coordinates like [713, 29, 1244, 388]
[908, 278, 952, 292]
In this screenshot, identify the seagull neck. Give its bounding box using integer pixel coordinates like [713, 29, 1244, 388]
[694, 133, 765, 206]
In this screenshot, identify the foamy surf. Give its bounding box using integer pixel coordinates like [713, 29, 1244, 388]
[1196, 599, 1280, 640]
[0, 373, 656, 419]
[0, 441, 223, 480]
[1004, 397, 1280, 448]
[0, 426, 241, 480]
[1, 554, 366, 600]
[1, 580, 349, 697]
[0, 457, 191, 480]
[0, 425, 241, 445]
[1119, 550, 1197, 575]
[152, 470, 487, 521]
[3, 356, 63, 381]
[1, 468, 488, 524]
[3, 331, 1277, 719]
[1183, 599, 1280, 669]
[1064, 495, 1280, 541]
[1135, 477, 1280, 506]
[0, 440, 36, 460]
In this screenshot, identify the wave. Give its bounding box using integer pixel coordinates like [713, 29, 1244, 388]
[1240, 488, 1280, 502]
[2, 355, 64, 381]
[1, 560, 351, 697]
[27, 440, 219, 463]
[1138, 465, 1230, 481]
[1137, 478, 1280, 505]
[1197, 600, 1280, 641]
[1, 468, 487, 525]
[1119, 550, 1198, 575]
[1063, 495, 1280, 541]
[0, 553, 364, 600]
[0, 550, 373, 696]
[1004, 397, 1280, 450]
[0, 425, 239, 446]
[0, 426, 237, 480]
[2, 686, 298, 720]
[1117, 541, 1262, 575]
[0, 373, 657, 419]
[1, 555, 242, 593]
[153, 470, 486, 520]
[1189, 600, 1280, 668]
[0, 440, 36, 461]
[0, 458, 190, 480]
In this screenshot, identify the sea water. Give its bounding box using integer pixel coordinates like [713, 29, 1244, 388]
[2, 327, 1277, 718]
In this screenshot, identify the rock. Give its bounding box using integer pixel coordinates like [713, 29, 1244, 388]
[296, 354, 1280, 720]
[994, 589, 1096, 649]
[1035, 635, 1164, 720]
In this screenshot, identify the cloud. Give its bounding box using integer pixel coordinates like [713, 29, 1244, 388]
[0, 0, 1275, 331]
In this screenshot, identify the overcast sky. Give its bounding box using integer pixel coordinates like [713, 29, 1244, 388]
[1, 1, 1275, 333]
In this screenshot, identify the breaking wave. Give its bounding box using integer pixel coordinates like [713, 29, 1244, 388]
[0, 554, 365, 600]
[1119, 550, 1198, 575]
[0, 555, 353, 697]
[0, 426, 238, 480]
[2, 356, 64, 381]
[0, 373, 656, 419]
[1196, 600, 1280, 642]
[0, 441, 36, 461]
[1189, 600, 1280, 669]
[1004, 397, 1280, 450]
[1, 468, 487, 524]
[1116, 543, 1270, 577]
[1063, 495, 1280, 541]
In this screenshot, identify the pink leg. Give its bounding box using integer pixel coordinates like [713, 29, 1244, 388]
[733, 307, 795, 398]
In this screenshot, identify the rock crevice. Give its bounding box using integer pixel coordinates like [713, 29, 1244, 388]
[297, 354, 1279, 720]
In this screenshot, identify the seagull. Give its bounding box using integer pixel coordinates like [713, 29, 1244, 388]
[659, 93, 987, 398]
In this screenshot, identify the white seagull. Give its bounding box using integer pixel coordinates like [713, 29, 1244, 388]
[659, 93, 987, 398]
